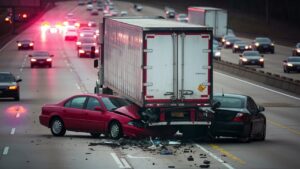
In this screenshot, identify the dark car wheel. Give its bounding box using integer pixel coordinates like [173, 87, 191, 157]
[261, 64, 264, 68]
[15, 93, 20, 101]
[257, 123, 266, 141]
[108, 121, 122, 139]
[90, 132, 101, 138]
[49, 64, 52, 68]
[238, 124, 252, 143]
[50, 118, 66, 136]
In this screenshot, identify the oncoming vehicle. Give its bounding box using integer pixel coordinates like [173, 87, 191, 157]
[239, 51, 264, 68]
[0, 72, 22, 101]
[78, 45, 99, 58]
[29, 51, 54, 68]
[252, 37, 274, 54]
[232, 41, 252, 53]
[282, 56, 300, 73]
[175, 13, 188, 23]
[164, 7, 176, 18]
[17, 40, 34, 50]
[39, 94, 167, 139]
[133, 3, 143, 11]
[211, 93, 266, 142]
[224, 37, 240, 48]
[292, 43, 300, 56]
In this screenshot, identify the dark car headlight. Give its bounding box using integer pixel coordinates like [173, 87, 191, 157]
[128, 120, 146, 128]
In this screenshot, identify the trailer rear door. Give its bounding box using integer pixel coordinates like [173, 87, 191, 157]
[144, 33, 211, 105]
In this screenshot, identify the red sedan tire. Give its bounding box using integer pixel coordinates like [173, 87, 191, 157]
[50, 118, 66, 136]
[108, 121, 123, 139]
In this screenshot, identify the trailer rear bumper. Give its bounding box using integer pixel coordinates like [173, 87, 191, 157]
[148, 121, 211, 126]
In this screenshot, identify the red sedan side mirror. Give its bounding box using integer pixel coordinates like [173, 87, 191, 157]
[94, 106, 104, 112]
[283, 60, 287, 63]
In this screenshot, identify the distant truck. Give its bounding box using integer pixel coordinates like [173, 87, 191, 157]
[188, 7, 228, 40]
[94, 17, 214, 137]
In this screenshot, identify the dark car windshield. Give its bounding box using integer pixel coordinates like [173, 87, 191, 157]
[80, 38, 95, 43]
[288, 57, 300, 62]
[256, 38, 271, 43]
[296, 43, 300, 48]
[213, 96, 245, 108]
[243, 51, 260, 56]
[102, 97, 131, 111]
[0, 73, 15, 82]
[33, 51, 49, 57]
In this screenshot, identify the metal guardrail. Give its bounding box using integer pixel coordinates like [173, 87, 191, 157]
[214, 60, 300, 95]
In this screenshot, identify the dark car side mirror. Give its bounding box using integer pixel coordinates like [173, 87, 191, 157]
[94, 59, 98, 68]
[50, 55, 54, 57]
[16, 79, 22, 83]
[258, 105, 265, 112]
[28, 55, 32, 57]
[261, 55, 264, 57]
[212, 101, 221, 110]
[94, 106, 104, 112]
[239, 55, 242, 57]
[283, 60, 287, 63]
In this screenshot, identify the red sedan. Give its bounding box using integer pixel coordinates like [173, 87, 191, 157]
[39, 94, 158, 139]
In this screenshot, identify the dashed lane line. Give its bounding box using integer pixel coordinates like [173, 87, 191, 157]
[209, 144, 246, 165]
[10, 128, 16, 135]
[2, 146, 9, 155]
[269, 119, 300, 136]
[111, 153, 131, 168]
[196, 144, 235, 169]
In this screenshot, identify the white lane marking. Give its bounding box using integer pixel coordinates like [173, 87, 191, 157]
[76, 83, 81, 90]
[127, 154, 153, 159]
[11, 128, 16, 135]
[16, 113, 20, 118]
[216, 71, 300, 101]
[120, 158, 131, 168]
[111, 153, 125, 168]
[2, 146, 9, 155]
[196, 144, 235, 169]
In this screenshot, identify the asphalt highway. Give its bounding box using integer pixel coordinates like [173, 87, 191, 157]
[0, 1, 300, 169]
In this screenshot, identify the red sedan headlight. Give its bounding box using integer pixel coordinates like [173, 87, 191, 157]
[79, 49, 85, 53]
[31, 58, 37, 62]
[18, 43, 22, 47]
[29, 43, 34, 46]
[46, 58, 52, 62]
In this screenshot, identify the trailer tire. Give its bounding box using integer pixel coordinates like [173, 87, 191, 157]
[103, 87, 113, 95]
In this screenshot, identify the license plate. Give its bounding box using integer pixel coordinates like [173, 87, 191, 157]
[263, 45, 268, 48]
[86, 52, 90, 55]
[171, 112, 184, 118]
[0, 90, 2, 94]
[39, 61, 44, 63]
[251, 61, 255, 64]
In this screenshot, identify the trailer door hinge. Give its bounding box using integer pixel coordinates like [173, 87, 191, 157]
[143, 66, 153, 69]
[202, 65, 211, 69]
[202, 49, 211, 53]
[143, 82, 153, 86]
[144, 49, 153, 53]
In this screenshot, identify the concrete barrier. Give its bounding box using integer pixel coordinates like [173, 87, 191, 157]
[214, 60, 300, 95]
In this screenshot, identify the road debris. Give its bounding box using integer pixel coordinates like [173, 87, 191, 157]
[187, 155, 194, 161]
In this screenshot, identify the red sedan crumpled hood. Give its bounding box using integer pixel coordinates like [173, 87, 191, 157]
[114, 104, 141, 119]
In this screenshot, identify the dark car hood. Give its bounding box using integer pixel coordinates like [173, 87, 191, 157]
[0, 82, 16, 87]
[114, 104, 141, 119]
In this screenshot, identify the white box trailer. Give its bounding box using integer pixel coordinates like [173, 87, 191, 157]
[188, 7, 227, 39]
[95, 17, 214, 131]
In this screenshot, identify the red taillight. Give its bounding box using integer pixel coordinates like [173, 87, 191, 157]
[46, 58, 52, 62]
[232, 113, 249, 122]
[31, 58, 37, 62]
[22, 14, 27, 18]
[29, 43, 33, 46]
[79, 49, 85, 53]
